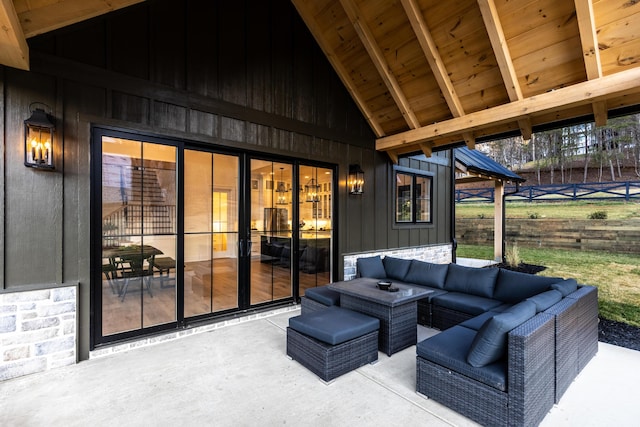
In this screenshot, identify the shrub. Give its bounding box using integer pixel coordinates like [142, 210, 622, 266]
[527, 211, 541, 219]
[588, 210, 608, 219]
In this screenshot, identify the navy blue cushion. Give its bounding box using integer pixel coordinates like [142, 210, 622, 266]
[551, 279, 579, 297]
[526, 289, 563, 312]
[382, 256, 411, 281]
[356, 255, 387, 279]
[288, 306, 380, 345]
[493, 269, 561, 303]
[491, 303, 514, 313]
[445, 263, 498, 298]
[417, 326, 507, 391]
[304, 286, 341, 306]
[459, 311, 498, 331]
[466, 301, 537, 367]
[431, 292, 503, 315]
[404, 260, 449, 289]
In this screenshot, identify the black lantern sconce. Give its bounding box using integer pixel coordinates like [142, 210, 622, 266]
[24, 104, 55, 170]
[348, 164, 364, 195]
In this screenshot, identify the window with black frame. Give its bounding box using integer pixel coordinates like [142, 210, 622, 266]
[395, 171, 432, 224]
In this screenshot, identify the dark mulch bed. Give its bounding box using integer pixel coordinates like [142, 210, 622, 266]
[489, 262, 547, 274]
[487, 262, 640, 351]
[598, 318, 640, 352]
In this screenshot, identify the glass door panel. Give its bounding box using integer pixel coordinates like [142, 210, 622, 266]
[98, 134, 335, 342]
[298, 165, 332, 295]
[101, 137, 177, 336]
[250, 159, 293, 304]
[184, 150, 239, 317]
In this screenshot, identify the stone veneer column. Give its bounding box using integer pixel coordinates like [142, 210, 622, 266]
[343, 243, 453, 280]
[0, 285, 77, 381]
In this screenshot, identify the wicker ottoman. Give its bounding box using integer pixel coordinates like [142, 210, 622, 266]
[287, 306, 379, 382]
[300, 285, 341, 315]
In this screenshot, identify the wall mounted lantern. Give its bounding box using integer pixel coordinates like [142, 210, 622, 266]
[24, 104, 55, 170]
[348, 164, 364, 195]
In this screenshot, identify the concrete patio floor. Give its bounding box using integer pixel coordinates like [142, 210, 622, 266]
[2, 307, 640, 426]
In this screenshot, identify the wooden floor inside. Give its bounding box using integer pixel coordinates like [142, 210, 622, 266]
[101, 256, 330, 336]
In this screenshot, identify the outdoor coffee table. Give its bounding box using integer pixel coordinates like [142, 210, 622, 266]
[328, 278, 432, 356]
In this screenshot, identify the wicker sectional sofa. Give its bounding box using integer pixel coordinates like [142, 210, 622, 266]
[312, 255, 598, 426]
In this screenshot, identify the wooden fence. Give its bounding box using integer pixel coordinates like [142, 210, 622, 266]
[457, 218, 640, 253]
[456, 181, 640, 203]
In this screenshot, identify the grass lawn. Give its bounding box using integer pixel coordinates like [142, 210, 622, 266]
[457, 243, 640, 327]
[457, 200, 640, 220]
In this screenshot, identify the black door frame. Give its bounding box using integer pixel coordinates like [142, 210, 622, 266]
[90, 126, 337, 349]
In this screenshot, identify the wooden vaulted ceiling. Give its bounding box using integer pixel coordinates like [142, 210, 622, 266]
[292, 0, 640, 161]
[2, 1, 640, 161]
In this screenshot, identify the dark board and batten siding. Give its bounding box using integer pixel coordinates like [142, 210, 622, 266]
[1, 0, 452, 357]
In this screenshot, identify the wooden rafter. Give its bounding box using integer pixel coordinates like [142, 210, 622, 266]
[0, 0, 29, 70]
[376, 66, 640, 152]
[401, 0, 476, 154]
[290, 1, 386, 137]
[477, 0, 532, 142]
[574, 0, 602, 80]
[339, 0, 420, 130]
[386, 150, 399, 164]
[574, 0, 607, 126]
[16, 0, 147, 38]
[419, 141, 434, 158]
[401, 0, 464, 116]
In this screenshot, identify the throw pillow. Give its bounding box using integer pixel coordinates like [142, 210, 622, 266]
[403, 260, 449, 289]
[551, 279, 579, 297]
[445, 263, 499, 298]
[382, 256, 411, 281]
[466, 300, 537, 367]
[356, 255, 386, 279]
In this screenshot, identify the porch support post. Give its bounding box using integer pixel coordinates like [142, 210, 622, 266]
[494, 180, 504, 262]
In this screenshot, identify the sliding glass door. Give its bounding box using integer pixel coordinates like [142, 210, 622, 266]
[249, 160, 293, 305]
[100, 136, 177, 336]
[94, 129, 335, 346]
[298, 165, 333, 295]
[184, 150, 240, 317]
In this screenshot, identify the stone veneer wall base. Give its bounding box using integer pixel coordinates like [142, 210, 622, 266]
[343, 243, 453, 280]
[1, 285, 78, 381]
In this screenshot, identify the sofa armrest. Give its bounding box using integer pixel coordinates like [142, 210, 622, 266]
[566, 285, 599, 371]
[507, 312, 555, 427]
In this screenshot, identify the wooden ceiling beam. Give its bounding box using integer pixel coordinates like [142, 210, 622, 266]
[574, 0, 607, 126]
[402, 0, 477, 154]
[401, 0, 465, 117]
[16, 0, 147, 38]
[0, 0, 29, 70]
[592, 100, 608, 127]
[290, 1, 386, 137]
[478, 0, 522, 100]
[478, 0, 533, 142]
[339, 0, 421, 129]
[575, 0, 602, 80]
[376, 66, 640, 152]
[419, 141, 434, 157]
[463, 133, 476, 150]
[518, 119, 532, 141]
[387, 150, 399, 164]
